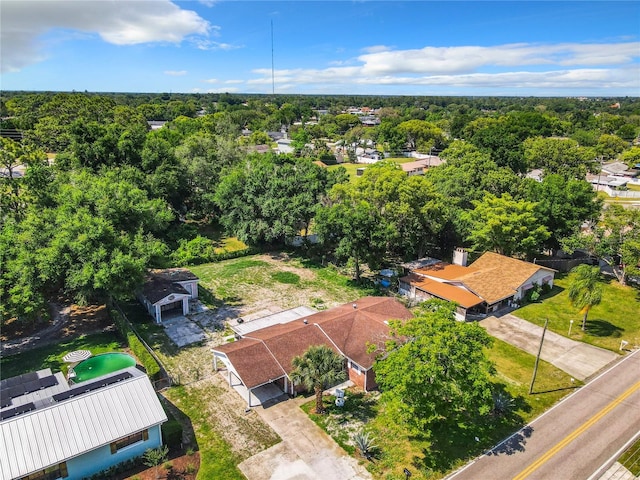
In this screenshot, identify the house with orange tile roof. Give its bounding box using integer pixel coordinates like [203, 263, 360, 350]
[399, 249, 555, 320]
[211, 297, 412, 407]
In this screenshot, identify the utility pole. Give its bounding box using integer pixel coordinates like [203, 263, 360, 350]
[271, 20, 275, 95]
[529, 318, 549, 394]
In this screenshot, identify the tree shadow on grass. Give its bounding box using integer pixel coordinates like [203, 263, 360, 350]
[585, 319, 624, 338]
[409, 384, 533, 475]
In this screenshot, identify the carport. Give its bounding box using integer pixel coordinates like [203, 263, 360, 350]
[212, 348, 288, 407]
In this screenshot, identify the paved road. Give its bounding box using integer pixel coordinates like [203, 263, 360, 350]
[448, 349, 640, 480]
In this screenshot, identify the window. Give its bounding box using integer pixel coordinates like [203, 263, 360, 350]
[21, 462, 68, 480]
[110, 429, 149, 454]
[350, 361, 363, 375]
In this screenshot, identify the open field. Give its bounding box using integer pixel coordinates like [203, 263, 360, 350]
[515, 275, 640, 352]
[327, 158, 417, 181]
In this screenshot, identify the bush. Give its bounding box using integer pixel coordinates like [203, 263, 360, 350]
[171, 236, 217, 266]
[162, 418, 183, 448]
[127, 331, 161, 380]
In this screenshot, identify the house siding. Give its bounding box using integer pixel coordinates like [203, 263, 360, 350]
[55, 425, 162, 480]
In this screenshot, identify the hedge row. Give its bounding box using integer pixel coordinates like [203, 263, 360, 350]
[110, 307, 161, 381]
[127, 331, 161, 380]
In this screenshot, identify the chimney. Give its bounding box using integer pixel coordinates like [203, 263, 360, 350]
[452, 247, 468, 267]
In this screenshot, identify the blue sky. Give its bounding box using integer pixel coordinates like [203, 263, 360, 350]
[2, 1, 639, 96]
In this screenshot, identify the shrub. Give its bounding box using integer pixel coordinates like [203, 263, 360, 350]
[162, 418, 183, 448]
[352, 430, 377, 459]
[171, 236, 217, 266]
[492, 391, 515, 416]
[127, 331, 161, 380]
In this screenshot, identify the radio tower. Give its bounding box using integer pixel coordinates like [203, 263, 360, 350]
[271, 20, 275, 95]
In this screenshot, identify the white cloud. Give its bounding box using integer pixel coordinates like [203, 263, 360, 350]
[361, 45, 392, 54]
[1, 0, 212, 73]
[193, 39, 242, 51]
[203, 78, 218, 84]
[247, 41, 640, 93]
[164, 70, 187, 76]
[224, 79, 244, 84]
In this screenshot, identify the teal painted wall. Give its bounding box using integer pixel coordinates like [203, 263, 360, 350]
[64, 424, 163, 480]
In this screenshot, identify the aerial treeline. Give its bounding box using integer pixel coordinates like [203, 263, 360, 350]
[1, 92, 639, 324]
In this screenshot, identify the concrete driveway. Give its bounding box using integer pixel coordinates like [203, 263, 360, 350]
[238, 396, 371, 480]
[480, 314, 619, 381]
[162, 315, 206, 347]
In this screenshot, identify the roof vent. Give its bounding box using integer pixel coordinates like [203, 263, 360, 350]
[353, 303, 357, 309]
[303, 319, 308, 324]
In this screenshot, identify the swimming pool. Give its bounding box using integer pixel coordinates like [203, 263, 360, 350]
[71, 352, 136, 383]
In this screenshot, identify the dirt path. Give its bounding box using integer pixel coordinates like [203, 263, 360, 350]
[1, 303, 112, 356]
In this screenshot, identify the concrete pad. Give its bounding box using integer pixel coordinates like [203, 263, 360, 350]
[221, 372, 286, 407]
[480, 314, 619, 380]
[162, 316, 206, 347]
[598, 462, 637, 480]
[239, 397, 371, 480]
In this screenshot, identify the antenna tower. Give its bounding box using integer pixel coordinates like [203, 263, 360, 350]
[271, 20, 275, 95]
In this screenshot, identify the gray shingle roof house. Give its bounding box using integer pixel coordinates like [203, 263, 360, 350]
[0, 367, 167, 480]
[138, 269, 199, 323]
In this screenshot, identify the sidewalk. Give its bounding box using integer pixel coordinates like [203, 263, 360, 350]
[480, 313, 619, 380]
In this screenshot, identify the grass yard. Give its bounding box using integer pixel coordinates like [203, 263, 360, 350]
[618, 437, 640, 476]
[0, 332, 126, 379]
[327, 158, 418, 182]
[303, 338, 578, 480]
[190, 253, 381, 312]
[164, 380, 280, 480]
[515, 275, 640, 352]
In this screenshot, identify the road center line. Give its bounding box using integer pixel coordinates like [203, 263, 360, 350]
[513, 380, 640, 480]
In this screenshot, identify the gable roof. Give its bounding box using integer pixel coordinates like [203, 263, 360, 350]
[463, 252, 554, 304]
[403, 274, 484, 308]
[0, 368, 166, 479]
[142, 268, 198, 304]
[402, 252, 555, 306]
[213, 297, 412, 389]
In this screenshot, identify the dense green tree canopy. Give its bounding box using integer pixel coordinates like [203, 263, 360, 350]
[374, 300, 495, 433]
[525, 175, 602, 251]
[463, 193, 550, 258]
[523, 136, 597, 179]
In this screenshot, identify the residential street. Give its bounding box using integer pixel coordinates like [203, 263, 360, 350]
[448, 349, 640, 480]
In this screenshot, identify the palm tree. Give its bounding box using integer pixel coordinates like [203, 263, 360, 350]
[567, 264, 603, 331]
[290, 344, 346, 414]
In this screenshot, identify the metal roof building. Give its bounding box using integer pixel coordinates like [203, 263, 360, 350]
[0, 367, 167, 480]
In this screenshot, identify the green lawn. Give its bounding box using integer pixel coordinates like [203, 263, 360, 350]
[0, 332, 126, 379]
[164, 383, 279, 480]
[515, 275, 640, 352]
[303, 337, 577, 480]
[327, 158, 417, 182]
[190, 254, 380, 310]
[618, 437, 640, 476]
